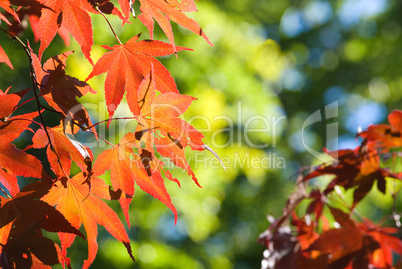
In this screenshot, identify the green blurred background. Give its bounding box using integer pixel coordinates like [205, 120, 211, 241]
[1, 0, 402, 268]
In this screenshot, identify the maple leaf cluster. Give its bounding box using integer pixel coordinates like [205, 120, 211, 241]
[0, 0, 211, 268]
[259, 110, 402, 269]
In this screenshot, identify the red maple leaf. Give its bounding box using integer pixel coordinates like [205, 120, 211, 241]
[291, 214, 319, 250]
[298, 207, 379, 268]
[86, 34, 190, 118]
[303, 148, 396, 206]
[360, 110, 402, 152]
[359, 221, 402, 268]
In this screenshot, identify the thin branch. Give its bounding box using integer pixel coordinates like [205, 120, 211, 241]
[0, 29, 53, 144]
[12, 96, 36, 111]
[12, 97, 63, 116]
[67, 119, 116, 147]
[4, 117, 42, 127]
[0, 27, 69, 177]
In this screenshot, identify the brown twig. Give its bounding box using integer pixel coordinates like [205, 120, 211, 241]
[0, 27, 68, 177]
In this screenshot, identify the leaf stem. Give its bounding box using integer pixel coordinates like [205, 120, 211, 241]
[0, 186, 12, 199]
[85, 116, 139, 130]
[138, 68, 153, 109]
[86, 128, 116, 147]
[93, 3, 123, 45]
[5, 117, 43, 127]
[12, 96, 36, 111]
[202, 144, 226, 172]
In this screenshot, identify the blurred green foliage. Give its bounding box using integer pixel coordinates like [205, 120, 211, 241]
[1, 0, 402, 268]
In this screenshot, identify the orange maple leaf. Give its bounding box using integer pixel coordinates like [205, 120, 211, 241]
[0, 89, 42, 196]
[93, 132, 178, 226]
[134, 67, 205, 182]
[36, 0, 95, 62]
[31, 124, 92, 177]
[0, 0, 19, 22]
[92, 68, 204, 225]
[0, 45, 12, 69]
[0, 181, 83, 268]
[86, 34, 190, 118]
[41, 173, 134, 269]
[135, 0, 212, 51]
